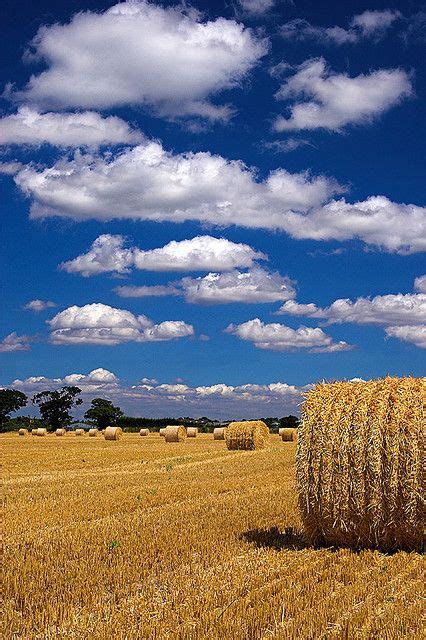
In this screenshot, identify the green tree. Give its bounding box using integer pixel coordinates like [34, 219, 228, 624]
[84, 398, 123, 430]
[32, 386, 83, 430]
[279, 415, 300, 429]
[0, 389, 27, 427]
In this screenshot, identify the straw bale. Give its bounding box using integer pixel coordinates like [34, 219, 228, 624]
[75, 428, 85, 436]
[280, 428, 295, 442]
[159, 428, 166, 437]
[187, 427, 198, 438]
[88, 429, 98, 437]
[225, 421, 269, 450]
[139, 429, 150, 436]
[164, 425, 186, 442]
[213, 427, 226, 440]
[297, 377, 425, 551]
[18, 428, 28, 436]
[104, 426, 122, 441]
[36, 428, 47, 436]
[55, 428, 66, 436]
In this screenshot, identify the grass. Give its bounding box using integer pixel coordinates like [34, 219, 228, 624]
[3, 432, 424, 639]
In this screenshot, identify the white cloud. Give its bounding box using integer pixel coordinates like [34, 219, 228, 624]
[226, 318, 352, 352]
[47, 303, 194, 345]
[280, 293, 426, 326]
[14, 0, 267, 122]
[0, 108, 143, 148]
[274, 58, 412, 132]
[180, 267, 295, 304]
[0, 332, 33, 353]
[385, 325, 426, 348]
[115, 285, 179, 298]
[13, 141, 424, 254]
[414, 275, 426, 293]
[280, 10, 401, 45]
[24, 299, 57, 312]
[261, 138, 313, 153]
[0, 161, 24, 175]
[11, 368, 120, 394]
[239, 0, 275, 15]
[61, 234, 266, 276]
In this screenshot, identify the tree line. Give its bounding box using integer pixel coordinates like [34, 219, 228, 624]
[0, 387, 300, 432]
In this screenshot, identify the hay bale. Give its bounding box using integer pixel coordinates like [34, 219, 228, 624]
[280, 428, 295, 442]
[213, 427, 226, 440]
[18, 428, 28, 436]
[104, 426, 122, 441]
[139, 428, 150, 436]
[187, 427, 198, 438]
[88, 428, 98, 437]
[164, 425, 186, 442]
[159, 428, 166, 437]
[75, 428, 85, 436]
[55, 428, 66, 436]
[31, 428, 38, 436]
[225, 421, 269, 450]
[36, 428, 47, 436]
[297, 376, 425, 552]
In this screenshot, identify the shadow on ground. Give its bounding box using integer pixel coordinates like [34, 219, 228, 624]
[240, 526, 309, 551]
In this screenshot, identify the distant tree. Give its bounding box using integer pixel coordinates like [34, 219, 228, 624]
[279, 415, 300, 429]
[0, 389, 27, 427]
[84, 398, 123, 430]
[32, 386, 82, 430]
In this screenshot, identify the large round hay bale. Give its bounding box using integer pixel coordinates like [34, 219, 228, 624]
[213, 427, 226, 440]
[18, 428, 28, 436]
[280, 428, 295, 442]
[225, 421, 269, 450]
[139, 428, 150, 436]
[88, 428, 98, 437]
[164, 425, 186, 442]
[36, 428, 47, 436]
[187, 427, 198, 438]
[31, 428, 38, 436]
[55, 428, 66, 436]
[297, 377, 425, 552]
[75, 428, 85, 436]
[159, 428, 166, 437]
[104, 426, 122, 441]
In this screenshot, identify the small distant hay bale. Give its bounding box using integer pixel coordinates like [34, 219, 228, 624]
[139, 428, 150, 436]
[280, 428, 295, 442]
[104, 426, 122, 441]
[75, 428, 85, 436]
[225, 421, 269, 450]
[297, 376, 425, 552]
[36, 428, 47, 437]
[55, 428, 66, 436]
[213, 427, 226, 440]
[164, 425, 186, 442]
[18, 428, 28, 436]
[187, 427, 198, 438]
[88, 429, 98, 437]
[159, 428, 166, 437]
[31, 428, 38, 436]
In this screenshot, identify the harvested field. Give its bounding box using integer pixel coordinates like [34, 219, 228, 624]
[3, 432, 424, 639]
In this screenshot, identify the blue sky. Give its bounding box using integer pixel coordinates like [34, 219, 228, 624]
[1, 0, 425, 418]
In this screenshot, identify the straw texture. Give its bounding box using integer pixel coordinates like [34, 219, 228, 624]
[104, 426, 122, 441]
[280, 428, 295, 442]
[213, 427, 226, 440]
[297, 376, 425, 552]
[225, 421, 269, 450]
[139, 429, 150, 436]
[36, 428, 47, 437]
[55, 428, 66, 436]
[18, 428, 28, 436]
[187, 427, 198, 438]
[164, 425, 187, 442]
[88, 429, 98, 437]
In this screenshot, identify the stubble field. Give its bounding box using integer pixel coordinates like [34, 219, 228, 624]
[3, 433, 425, 639]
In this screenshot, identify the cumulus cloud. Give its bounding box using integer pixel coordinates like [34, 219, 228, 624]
[0, 332, 33, 353]
[10, 368, 312, 419]
[0, 108, 143, 148]
[280, 10, 401, 45]
[24, 299, 57, 312]
[13, 141, 424, 254]
[414, 275, 426, 293]
[385, 325, 426, 348]
[13, 0, 267, 122]
[47, 303, 194, 345]
[226, 318, 352, 352]
[273, 58, 412, 132]
[0, 161, 24, 175]
[61, 234, 266, 276]
[180, 267, 295, 304]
